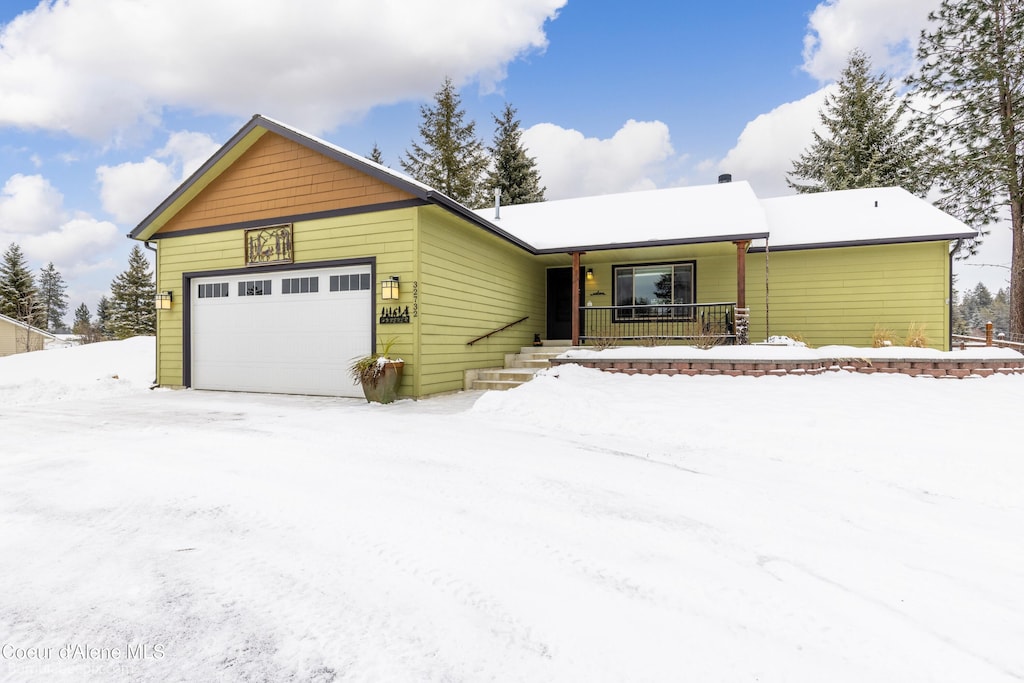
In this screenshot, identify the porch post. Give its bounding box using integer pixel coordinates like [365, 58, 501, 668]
[571, 251, 581, 345]
[734, 240, 750, 309]
[734, 240, 751, 345]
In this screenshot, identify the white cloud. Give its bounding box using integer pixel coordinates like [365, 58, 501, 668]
[21, 217, 120, 269]
[0, 173, 121, 272]
[0, 0, 566, 141]
[0, 174, 66, 235]
[522, 120, 676, 200]
[714, 88, 833, 198]
[801, 0, 941, 81]
[97, 131, 220, 225]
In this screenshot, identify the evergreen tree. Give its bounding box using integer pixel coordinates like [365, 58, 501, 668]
[108, 245, 155, 338]
[0, 242, 43, 328]
[96, 296, 113, 340]
[401, 77, 489, 207]
[368, 143, 385, 165]
[485, 103, 545, 206]
[907, 0, 1024, 338]
[72, 302, 91, 334]
[37, 262, 69, 332]
[788, 49, 928, 195]
[71, 302, 102, 343]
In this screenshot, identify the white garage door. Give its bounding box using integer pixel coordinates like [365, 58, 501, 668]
[191, 265, 372, 397]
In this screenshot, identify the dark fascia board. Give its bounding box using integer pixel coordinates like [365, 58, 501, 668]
[748, 232, 977, 253]
[534, 232, 770, 255]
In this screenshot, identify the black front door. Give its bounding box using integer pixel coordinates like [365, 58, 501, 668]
[546, 267, 583, 340]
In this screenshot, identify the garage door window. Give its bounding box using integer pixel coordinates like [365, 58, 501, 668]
[198, 283, 229, 298]
[282, 276, 319, 294]
[238, 280, 272, 296]
[329, 274, 371, 292]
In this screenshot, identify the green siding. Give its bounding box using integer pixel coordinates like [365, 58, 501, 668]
[744, 242, 951, 350]
[154, 208, 418, 392]
[417, 206, 546, 395]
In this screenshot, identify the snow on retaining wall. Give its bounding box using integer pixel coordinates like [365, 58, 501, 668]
[547, 357, 1024, 379]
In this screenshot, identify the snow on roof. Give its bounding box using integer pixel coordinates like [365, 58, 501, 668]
[759, 186, 976, 250]
[471, 182, 974, 253]
[0, 312, 57, 339]
[473, 182, 770, 252]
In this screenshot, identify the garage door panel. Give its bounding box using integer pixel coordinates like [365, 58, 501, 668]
[191, 266, 372, 397]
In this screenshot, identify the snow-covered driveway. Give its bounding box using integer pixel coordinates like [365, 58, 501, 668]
[1, 340, 1022, 682]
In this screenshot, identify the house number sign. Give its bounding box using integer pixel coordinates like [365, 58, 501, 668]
[380, 306, 410, 324]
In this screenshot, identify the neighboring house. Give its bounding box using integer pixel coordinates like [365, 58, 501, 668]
[130, 115, 975, 399]
[0, 313, 57, 357]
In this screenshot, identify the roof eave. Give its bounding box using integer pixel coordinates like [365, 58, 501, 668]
[533, 231, 771, 254]
[748, 232, 977, 253]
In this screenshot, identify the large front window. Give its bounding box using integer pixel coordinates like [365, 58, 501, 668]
[614, 262, 695, 320]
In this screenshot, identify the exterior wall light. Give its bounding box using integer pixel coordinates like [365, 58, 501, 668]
[586, 268, 594, 280]
[381, 276, 400, 300]
[155, 291, 173, 310]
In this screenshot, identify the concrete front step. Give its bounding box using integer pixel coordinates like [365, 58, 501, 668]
[476, 368, 540, 383]
[466, 343, 578, 391]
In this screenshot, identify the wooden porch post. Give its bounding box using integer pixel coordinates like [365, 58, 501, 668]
[571, 251, 581, 345]
[734, 240, 750, 309]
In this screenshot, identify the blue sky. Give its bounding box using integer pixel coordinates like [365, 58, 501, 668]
[0, 0, 1011, 316]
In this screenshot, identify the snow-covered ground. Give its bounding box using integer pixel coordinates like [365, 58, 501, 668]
[1, 338, 1022, 682]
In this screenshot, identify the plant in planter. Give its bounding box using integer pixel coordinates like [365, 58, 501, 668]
[349, 337, 404, 404]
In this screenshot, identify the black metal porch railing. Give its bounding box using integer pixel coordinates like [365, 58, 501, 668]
[579, 302, 738, 345]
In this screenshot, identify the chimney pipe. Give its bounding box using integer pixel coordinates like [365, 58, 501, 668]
[494, 188, 501, 220]
[718, 173, 732, 184]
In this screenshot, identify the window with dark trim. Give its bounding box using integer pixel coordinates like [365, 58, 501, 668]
[328, 273, 371, 292]
[282, 276, 319, 294]
[613, 262, 695, 320]
[238, 280, 272, 296]
[198, 283, 229, 298]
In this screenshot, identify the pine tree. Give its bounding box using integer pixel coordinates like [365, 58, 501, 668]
[788, 49, 928, 195]
[907, 0, 1024, 338]
[96, 296, 113, 340]
[368, 143, 385, 165]
[0, 242, 43, 328]
[485, 103, 545, 206]
[401, 77, 489, 207]
[37, 262, 69, 332]
[72, 303, 91, 333]
[108, 245, 155, 338]
[72, 302, 102, 343]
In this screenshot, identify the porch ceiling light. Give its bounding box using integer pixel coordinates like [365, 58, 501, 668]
[155, 291, 173, 310]
[381, 276, 400, 300]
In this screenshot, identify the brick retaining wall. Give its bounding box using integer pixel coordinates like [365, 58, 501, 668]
[548, 356, 1024, 379]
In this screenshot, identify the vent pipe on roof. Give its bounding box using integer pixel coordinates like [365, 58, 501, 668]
[494, 188, 501, 220]
[718, 173, 732, 184]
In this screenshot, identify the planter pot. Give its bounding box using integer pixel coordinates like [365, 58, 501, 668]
[360, 361, 404, 404]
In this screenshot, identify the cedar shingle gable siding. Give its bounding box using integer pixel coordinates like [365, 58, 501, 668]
[156, 133, 415, 234]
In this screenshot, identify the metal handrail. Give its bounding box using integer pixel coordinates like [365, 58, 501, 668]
[467, 316, 529, 346]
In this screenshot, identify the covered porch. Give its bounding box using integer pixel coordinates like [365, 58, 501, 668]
[544, 237, 762, 347]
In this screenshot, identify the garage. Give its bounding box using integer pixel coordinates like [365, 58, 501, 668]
[190, 264, 373, 397]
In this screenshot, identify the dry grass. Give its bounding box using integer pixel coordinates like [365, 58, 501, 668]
[905, 322, 928, 348]
[586, 329, 618, 351]
[872, 324, 898, 348]
[689, 328, 725, 350]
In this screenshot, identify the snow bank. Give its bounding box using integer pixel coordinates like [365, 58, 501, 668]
[0, 337, 154, 406]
